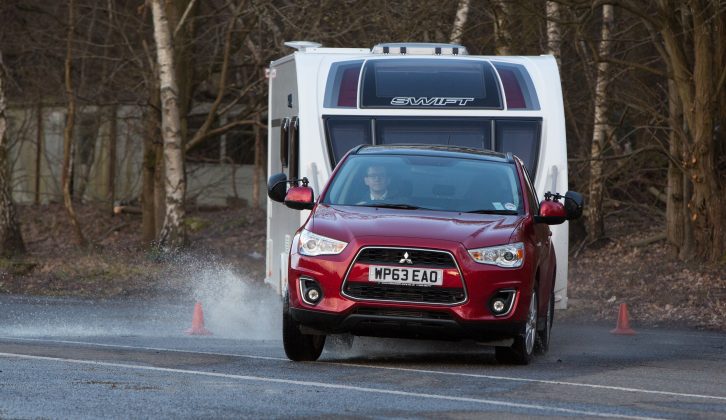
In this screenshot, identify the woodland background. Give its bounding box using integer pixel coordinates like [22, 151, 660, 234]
[0, 1, 723, 327]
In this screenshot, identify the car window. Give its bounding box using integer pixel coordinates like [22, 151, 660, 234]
[323, 154, 522, 214]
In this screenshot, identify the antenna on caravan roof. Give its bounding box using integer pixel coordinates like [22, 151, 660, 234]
[284, 41, 322, 51]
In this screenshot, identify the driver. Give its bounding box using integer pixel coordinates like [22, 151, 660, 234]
[364, 164, 390, 200]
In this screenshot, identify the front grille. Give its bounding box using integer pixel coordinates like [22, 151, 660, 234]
[344, 283, 465, 304]
[354, 307, 453, 320]
[356, 248, 456, 268]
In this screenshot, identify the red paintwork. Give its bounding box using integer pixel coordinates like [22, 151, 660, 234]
[540, 200, 566, 218]
[287, 154, 558, 336]
[285, 186, 314, 205]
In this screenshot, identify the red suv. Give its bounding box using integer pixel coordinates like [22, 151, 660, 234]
[268, 145, 582, 364]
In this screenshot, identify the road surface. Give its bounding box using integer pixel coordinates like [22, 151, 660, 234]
[1, 294, 725, 419]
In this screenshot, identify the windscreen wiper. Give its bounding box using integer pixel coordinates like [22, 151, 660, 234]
[465, 209, 518, 215]
[360, 203, 428, 210]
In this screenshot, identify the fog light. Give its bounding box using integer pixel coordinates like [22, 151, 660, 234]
[300, 277, 323, 305]
[306, 288, 320, 302]
[492, 299, 506, 313]
[488, 289, 516, 316]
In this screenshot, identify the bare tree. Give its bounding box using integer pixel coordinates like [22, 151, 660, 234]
[546, 1, 562, 67]
[0, 52, 25, 257]
[151, 0, 186, 250]
[585, 4, 614, 243]
[62, 0, 87, 247]
[666, 77, 687, 256]
[655, 0, 725, 260]
[142, 74, 160, 244]
[491, 0, 512, 55]
[449, 0, 470, 44]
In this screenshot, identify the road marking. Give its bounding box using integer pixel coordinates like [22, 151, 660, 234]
[0, 351, 662, 420]
[2, 336, 725, 402]
[0, 337, 284, 361]
[330, 362, 726, 402]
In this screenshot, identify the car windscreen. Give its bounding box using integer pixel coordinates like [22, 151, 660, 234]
[322, 154, 523, 214]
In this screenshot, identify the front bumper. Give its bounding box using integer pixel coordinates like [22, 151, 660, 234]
[290, 306, 523, 342]
[288, 235, 535, 341]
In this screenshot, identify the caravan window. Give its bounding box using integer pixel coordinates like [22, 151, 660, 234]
[493, 62, 540, 110]
[360, 59, 502, 109]
[495, 119, 541, 176]
[289, 117, 300, 179]
[375, 118, 491, 149]
[324, 117, 372, 165]
[324, 60, 363, 108]
[324, 116, 541, 175]
[280, 118, 290, 168]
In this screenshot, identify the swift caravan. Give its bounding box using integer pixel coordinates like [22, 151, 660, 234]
[265, 42, 571, 308]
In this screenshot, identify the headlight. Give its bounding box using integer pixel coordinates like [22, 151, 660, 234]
[298, 229, 348, 256]
[468, 242, 524, 268]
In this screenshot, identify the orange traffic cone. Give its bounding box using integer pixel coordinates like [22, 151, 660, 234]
[610, 303, 636, 335]
[186, 302, 212, 336]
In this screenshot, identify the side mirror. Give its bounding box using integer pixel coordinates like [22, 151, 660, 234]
[284, 186, 315, 210]
[535, 199, 567, 225]
[564, 191, 584, 220]
[267, 173, 287, 203]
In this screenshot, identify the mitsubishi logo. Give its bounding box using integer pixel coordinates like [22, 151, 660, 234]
[399, 252, 413, 265]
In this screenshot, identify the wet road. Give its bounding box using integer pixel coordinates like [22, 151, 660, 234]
[1, 294, 725, 419]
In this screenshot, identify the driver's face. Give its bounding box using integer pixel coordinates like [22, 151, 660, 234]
[364, 167, 389, 193]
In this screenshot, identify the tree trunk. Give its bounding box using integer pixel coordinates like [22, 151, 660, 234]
[142, 78, 160, 244]
[167, 0, 197, 148]
[107, 104, 117, 214]
[154, 139, 165, 237]
[686, 0, 724, 260]
[449, 0, 470, 44]
[0, 52, 26, 257]
[545, 1, 562, 68]
[666, 79, 686, 255]
[492, 0, 512, 55]
[151, 0, 186, 250]
[34, 102, 42, 205]
[585, 4, 614, 242]
[658, 0, 726, 261]
[62, 0, 87, 247]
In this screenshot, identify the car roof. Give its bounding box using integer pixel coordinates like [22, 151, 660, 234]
[354, 144, 514, 163]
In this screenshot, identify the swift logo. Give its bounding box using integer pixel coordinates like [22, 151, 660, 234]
[390, 97, 475, 106]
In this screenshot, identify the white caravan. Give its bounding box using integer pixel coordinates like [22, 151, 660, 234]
[265, 42, 571, 308]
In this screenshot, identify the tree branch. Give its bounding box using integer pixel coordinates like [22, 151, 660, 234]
[568, 145, 663, 162]
[185, 1, 245, 153]
[185, 119, 264, 152]
[173, 0, 197, 39]
[597, 54, 666, 77]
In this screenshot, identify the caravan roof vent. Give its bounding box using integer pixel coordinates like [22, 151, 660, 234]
[371, 43, 468, 56]
[284, 41, 322, 52]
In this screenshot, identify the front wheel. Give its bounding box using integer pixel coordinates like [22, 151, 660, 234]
[495, 289, 537, 365]
[535, 289, 554, 354]
[282, 297, 326, 361]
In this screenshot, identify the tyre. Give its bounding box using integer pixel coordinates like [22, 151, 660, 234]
[535, 289, 554, 355]
[282, 296, 326, 361]
[495, 289, 537, 365]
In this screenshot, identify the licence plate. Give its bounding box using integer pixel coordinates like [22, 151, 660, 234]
[368, 266, 443, 286]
